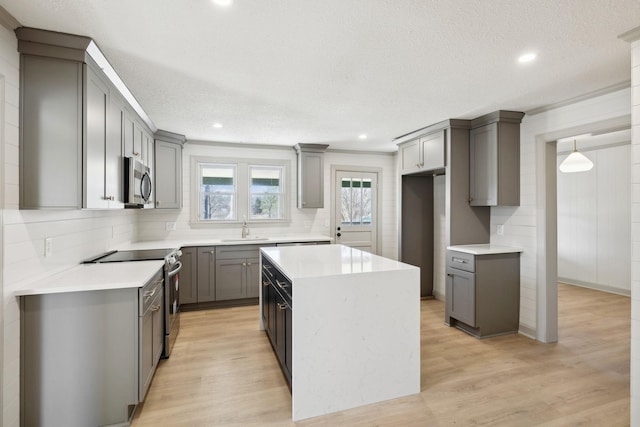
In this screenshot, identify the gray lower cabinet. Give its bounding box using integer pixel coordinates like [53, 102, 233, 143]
[261, 254, 292, 386]
[197, 247, 217, 303]
[178, 247, 198, 304]
[445, 250, 520, 338]
[216, 245, 263, 300]
[21, 268, 164, 427]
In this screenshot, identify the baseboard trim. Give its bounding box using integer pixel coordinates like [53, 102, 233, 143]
[558, 279, 631, 297]
[518, 324, 536, 339]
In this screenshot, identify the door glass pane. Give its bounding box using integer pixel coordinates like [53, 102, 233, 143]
[200, 164, 236, 220]
[341, 177, 372, 226]
[250, 166, 284, 220]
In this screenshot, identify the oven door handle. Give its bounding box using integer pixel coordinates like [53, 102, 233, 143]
[168, 261, 183, 277]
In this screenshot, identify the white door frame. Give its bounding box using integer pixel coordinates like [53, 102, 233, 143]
[330, 165, 383, 255]
[536, 115, 630, 343]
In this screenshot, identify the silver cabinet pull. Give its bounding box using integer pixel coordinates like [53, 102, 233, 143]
[263, 281, 270, 287]
[277, 303, 287, 311]
[151, 305, 161, 312]
[452, 258, 467, 264]
[276, 280, 289, 289]
[242, 262, 246, 266]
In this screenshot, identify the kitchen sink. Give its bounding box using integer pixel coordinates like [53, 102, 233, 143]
[220, 237, 270, 242]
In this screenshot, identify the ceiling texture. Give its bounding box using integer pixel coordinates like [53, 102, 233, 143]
[1, 0, 640, 152]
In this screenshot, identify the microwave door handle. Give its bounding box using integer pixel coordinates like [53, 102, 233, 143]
[168, 261, 183, 277]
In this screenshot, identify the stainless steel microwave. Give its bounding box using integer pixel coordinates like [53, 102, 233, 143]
[124, 157, 152, 208]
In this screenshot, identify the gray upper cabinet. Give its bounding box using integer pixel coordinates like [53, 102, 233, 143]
[154, 130, 185, 209]
[17, 27, 154, 210]
[294, 143, 328, 208]
[398, 130, 446, 175]
[469, 111, 524, 206]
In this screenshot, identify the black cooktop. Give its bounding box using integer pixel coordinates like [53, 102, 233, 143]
[84, 249, 175, 263]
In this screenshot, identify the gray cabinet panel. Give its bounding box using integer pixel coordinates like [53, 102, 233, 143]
[399, 138, 421, 174]
[446, 267, 475, 326]
[179, 247, 197, 304]
[245, 257, 260, 298]
[106, 95, 124, 208]
[469, 111, 524, 207]
[295, 144, 328, 208]
[85, 68, 109, 209]
[470, 123, 498, 206]
[20, 55, 83, 208]
[215, 258, 245, 300]
[420, 131, 446, 171]
[154, 140, 182, 209]
[197, 247, 216, 302]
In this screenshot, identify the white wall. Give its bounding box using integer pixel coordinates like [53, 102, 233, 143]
[557, 144, 631, 294]
[491, 88, 631, 337]
[137, 143, 399, 259]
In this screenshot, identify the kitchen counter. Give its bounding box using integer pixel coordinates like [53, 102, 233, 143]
[114, 234, 332, 251]
[14, 260, 164, 296]
[259, 244, 421, 421]
[261, 244, 416, 280]
[447, 243, 523, 255]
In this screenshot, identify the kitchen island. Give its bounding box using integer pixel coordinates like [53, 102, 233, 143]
[259, 244, 421, 421]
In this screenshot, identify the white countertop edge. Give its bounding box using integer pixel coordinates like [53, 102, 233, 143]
[15, 260, 165, 296]
[114, 235, 332, 251]
[447, 244, 523, 255]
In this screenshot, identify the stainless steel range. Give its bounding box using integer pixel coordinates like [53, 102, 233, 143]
[84, 248, 182, 358]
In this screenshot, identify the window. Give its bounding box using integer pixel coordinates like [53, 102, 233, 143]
[192, 157, 289, 225]
[340, 177, 372, 225]
[199, 163, 236, 221]
[249, 165, 284, 220]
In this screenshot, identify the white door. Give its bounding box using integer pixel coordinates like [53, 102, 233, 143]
[334, 170, 378, 253]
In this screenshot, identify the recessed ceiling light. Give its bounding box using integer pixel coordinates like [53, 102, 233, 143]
[358, 134, 367, 140]
[213, 123, 223, 128]
[518, 53, 537, 63]
[212, 0, 233, 6]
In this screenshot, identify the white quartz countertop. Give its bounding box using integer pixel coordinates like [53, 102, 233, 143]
[447, 244, 523, 255]
[15, 260, 165, 296]
[114, 235, 332, 251]
[261, 244, 418, 280]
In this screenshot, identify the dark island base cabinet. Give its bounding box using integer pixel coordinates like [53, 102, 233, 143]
[261, 255, 292, 387]
[445, 250, 520, 338]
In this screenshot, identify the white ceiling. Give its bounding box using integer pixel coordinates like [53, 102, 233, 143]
[2, 0, 640, 152]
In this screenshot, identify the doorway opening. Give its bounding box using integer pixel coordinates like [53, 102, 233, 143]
[538, 115, 631, 343]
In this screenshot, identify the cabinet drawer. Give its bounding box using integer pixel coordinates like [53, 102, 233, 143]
[446, 251, 475, 273]
[216, 245, 262, 260]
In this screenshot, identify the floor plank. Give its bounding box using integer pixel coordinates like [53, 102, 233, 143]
[132, 284, 630, 426]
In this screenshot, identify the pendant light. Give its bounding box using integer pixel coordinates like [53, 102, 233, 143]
[559, 140, 593, 173]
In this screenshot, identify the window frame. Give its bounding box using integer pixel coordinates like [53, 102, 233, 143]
[190, 156, 290, 226]
[248, 164, 286, 221]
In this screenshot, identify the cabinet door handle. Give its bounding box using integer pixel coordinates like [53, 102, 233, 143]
[103, 195, 114, 201]
[452, 258, 468, 264]
[210, 251, 215, 255]
[277, 303, 287, 311]
[156, 200, 160, 206]
[151, 305, 161, 312]
[242, 262, 246, 266]
[133, 151, 140, 156]
[263, 281, 270, 287]
[247, 262, 252, 266]
[276, 280, 289, 289]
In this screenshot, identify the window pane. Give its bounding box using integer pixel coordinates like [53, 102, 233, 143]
[249, 166, 284, 220]
[200, 164, 236, 220]
[340, 178, 372, 226]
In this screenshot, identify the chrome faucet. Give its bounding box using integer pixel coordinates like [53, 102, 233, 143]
[241, 217, 250, 238]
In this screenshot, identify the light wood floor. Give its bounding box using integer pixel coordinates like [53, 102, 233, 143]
[131, 284, 630, 426]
